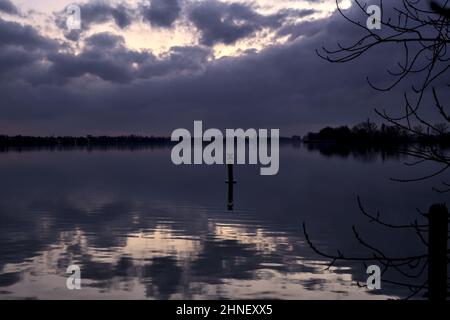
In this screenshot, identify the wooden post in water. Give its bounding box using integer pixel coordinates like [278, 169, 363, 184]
[426, 203, 448, 301]
[226, 164, 236, 211]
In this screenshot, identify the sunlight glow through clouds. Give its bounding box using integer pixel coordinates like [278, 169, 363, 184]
[3, 0, 351, 58]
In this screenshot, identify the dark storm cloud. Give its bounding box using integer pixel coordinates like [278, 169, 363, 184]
[187, 0, 292, 45]
[137, 45, 211, 78]
[0, 23, 211, 86]
[47, 51, 135, 84]
[54, 0, 316, 43]
[1, 3, 447, 135]
[0, 18, 57, 50]
[0, 0, 19, 15]
[0, 46, 37, 75]
[85, 32, 125, 48]
[141, 0, 181, 28]
[0, 18, 59, 79]
[44, 33, 210, 84]
[73, 1, 133, 28]
[54, 1, 134, 41]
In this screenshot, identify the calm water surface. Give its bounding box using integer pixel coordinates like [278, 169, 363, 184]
[0, 144, 446, 299]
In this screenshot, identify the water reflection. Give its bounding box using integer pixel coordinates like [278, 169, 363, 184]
[0, 144, 446, 299]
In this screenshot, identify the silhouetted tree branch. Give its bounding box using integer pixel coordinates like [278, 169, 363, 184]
[317, 0, 450, 187]
[305, 1, 450, 299]
[302, 197, 437, 299]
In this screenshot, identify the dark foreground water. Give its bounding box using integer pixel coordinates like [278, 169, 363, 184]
[0, 144, 447, 299]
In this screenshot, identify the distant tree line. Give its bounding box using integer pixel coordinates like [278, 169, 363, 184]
[304, 119, 450, 146]
[3, 119, 450, 151]
[0, 135, 173, 151]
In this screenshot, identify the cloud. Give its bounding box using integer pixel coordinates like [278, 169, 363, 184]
[54, 0, 316, 44]
[137, 45, 211, 78]
[0, 0, 19, 15]
[141, 0, 182, 28]
[0, 46, 38, 75]
[0, 23, 211, 86]
[187, 1, 317, 46]
[187, 0, 282, 46]
[43, 43, 211, 84]
[0, 18, 57, 50]
[44, 32, 210, 84]
[0, 18, 58, 79]
[1, 2, 448, 135]
[85, 32, 126, 48]
[76, 1, 133, 29]
[54, 1, 134, 41]
[277, 20, 323, 41]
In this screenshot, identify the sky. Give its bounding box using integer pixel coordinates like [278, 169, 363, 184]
[0, 0, 447, 136]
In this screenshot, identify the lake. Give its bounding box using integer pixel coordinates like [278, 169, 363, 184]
[0, 144, 446, 299]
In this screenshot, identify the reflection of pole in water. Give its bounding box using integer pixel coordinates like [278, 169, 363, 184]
[226, 164, 236, 211]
